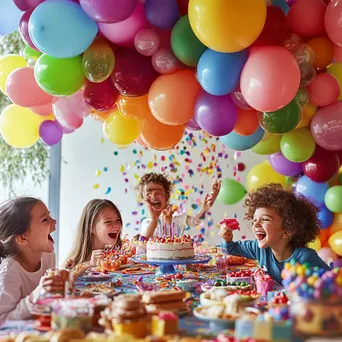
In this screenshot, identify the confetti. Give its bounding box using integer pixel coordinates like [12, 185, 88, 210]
[93, 184, 100, 189]
[95, 170, 101, 176]
[105, 187, 111, 195]
[103, 167, 108, 172]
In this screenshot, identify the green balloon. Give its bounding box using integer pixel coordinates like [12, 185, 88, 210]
[252, 133, 281, 155]
[281, 128, 316, 162]
[217, 178, 247, 205]
[258, 100, 301, 134]
[325, 186, 342, 213]
[24, 46, 42, 62]
[34, 54, 85, 96]
[171, 15, 207, 67]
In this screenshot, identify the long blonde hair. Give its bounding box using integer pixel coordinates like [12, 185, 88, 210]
[66, 199, 122, 266]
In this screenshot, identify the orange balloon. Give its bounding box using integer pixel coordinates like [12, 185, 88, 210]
[296, 103, 317, 129]
[308, 37, 334, 69]
[117, 95, 149, 119]
[321, 240, 330, 248]
[329, 213, 342, 235]
[328, 171, 340, 187]
[319, 228, 330, 245]
[148, 70, 201, 126]
[135, 135, 147, 147]
[234, 108, 259, 136]
[91, 109, 111, 122]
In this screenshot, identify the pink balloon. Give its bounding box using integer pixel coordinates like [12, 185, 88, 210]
[230, 85, 252, 110]
[152, 48, 180, 74]
[318, 247, 338, 264]
[308, 73, 340, 107]
[14, 0, 44, 11]
[311, 101, 342, 151]
[98, 1, 148, 47]
[134, 28, 160, 56]
[6, 67, 52, 107]
[154, 27, 171, 49]
[325, 0, 342, 47]
[333, 44, 342, 62]
[240, 46, 300, 112]
[30, 102, 53, 116]
[18, 9, 37, 49]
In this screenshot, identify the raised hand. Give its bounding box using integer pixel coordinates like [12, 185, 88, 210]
[219, 223, 233, 243]
[203, 178, 221, 211]
[161, 205, 176, 225]
[89, 249, 104, 267]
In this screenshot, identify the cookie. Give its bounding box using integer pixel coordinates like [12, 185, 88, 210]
[142, 290, 185, 304]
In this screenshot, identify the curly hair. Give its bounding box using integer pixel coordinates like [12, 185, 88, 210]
[244, 183, 321, 249]
[137, 172, 173, 199]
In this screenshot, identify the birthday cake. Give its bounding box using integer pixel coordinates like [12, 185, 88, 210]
[146, 236, 194, 260]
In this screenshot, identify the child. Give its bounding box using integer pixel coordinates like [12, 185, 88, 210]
[219, 183, 330, 285]
[65, 199, 122, 276]
[0, 197, 62, 320]
[137, 172, 221, 238]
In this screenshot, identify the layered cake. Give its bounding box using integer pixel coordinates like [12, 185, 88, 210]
[146, 236, 194, 260]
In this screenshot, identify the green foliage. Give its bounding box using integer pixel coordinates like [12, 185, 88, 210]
[0, 32, 49, 194]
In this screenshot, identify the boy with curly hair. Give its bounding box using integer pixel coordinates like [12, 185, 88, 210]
[219, 183, 329, 284]
[137, 172, 221, 239]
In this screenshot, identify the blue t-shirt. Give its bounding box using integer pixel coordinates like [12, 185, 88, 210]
[221, 239, 330, 284]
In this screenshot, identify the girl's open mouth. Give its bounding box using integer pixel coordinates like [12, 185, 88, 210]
[48, 234, 54, 243]
[108, 232, 118, 240]
[255, 232, 267, 241]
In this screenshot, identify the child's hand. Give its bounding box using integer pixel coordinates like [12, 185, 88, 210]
[146, 200, 162, 220]
[219, 224, 233, 243]
[90, 249, 104, 267]
[41, 275, 64, 294]
[65, 258, 74, 270]
[202, 178, 221, 211]
[161, 205, 176, 225]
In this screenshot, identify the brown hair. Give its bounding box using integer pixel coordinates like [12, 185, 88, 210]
[66, 199, 122, 266]
[137, 172, 173, 199]
[0, 197, 41, 261]
[244, 183, 321, 249]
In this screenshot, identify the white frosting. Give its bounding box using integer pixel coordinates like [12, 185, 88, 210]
[146, 241, 194, 260]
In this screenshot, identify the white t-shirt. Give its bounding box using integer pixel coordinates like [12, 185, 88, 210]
[0, 252, 55, 321]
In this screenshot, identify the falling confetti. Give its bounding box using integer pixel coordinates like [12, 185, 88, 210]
[105, 187, 112, 195]
[93, 184, 100, 189]
[95, 170, 101, 176]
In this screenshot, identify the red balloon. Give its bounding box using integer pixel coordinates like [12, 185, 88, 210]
[111, 48, 159, 96]
[303, 146, 340, 182]
[252, 6, 287, 46]
[177, 0, 188, 16]
[84, 79, 119, 111]
[19, 9, 38, 50]
[335, 150, 342, 163]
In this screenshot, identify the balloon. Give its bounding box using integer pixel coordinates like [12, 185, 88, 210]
[135, 135, 147, 147]
[251, 133, 281, 155]
[282, 32, 303, 52]
[317, 205, 334, 230]
[39, 120, 63, 146]
[79, 0, 137, 23]
[295, 175, 328, 206]
[246, 161, 285, 192]
[268, 152, 303, 176]
[177, 0, 188, 15]
[13, 0, 43, 11]
[186, 116, 201, 131]
[318, 247, 338, 263]
[217, 178, 247, 205]
[286, 0, 326, 38]
[333, 44, 342, 63]
[325, 0, 342, 48]
[30, 102, 53, 116]
[19, 9, 37, 49]
[319, 227, 331, 245]
[0, 0, 23, 35]
[303, 146, 340, 183]
[252, 6, 287, 46]
[98, 1, 148, 47]
[6, 67, 52, 108]
[148, 70, 201, 125]
[0, 104, 45, 148]
[103, 108, 141, 145]
[327, 63, 342, 101]
[307, 238, 321, 252]
[90, 109, 111, 122]
[294, 88, 310, 109]
[308, 73, 340, 107]
[111, 48, 158, 97]
[325, 186, 342, 213]
[311, 101, 342, 151]
[258, 100, 301, 135]
[230, 86, 252, 110]
[292, 44, 316, 65]
[329, 213, 342, 235]
[240, 46, 300, 112]
[134, 28, 160, 57]
[35, 54, 84, 96]
[328, 230, 342, 256]
[299, 62, 317, 87]
[0, 55, 27, 95]
[272, 0, 289, 14]
[117, 95, 150, 120]
[281, 128, 316, 162]
[144, 0, 179, 30]
[188, 0, 266, 53]
[29, 0, 98, 58]
[197, 48, 248, 96]
[234, 109, 259, 136]
[171, 15, 206, 67]
[84, 79, 118, 112]
[23, 46, 41, 66]
[296, 103, 317, 129]
[194, 91, 237, 136]
[82, 40, 115, 83]
[220, 126, 264, 151]
[308, 37, 334, 70]
[152, 48, 180, 75]
[141, 113, 185, 150]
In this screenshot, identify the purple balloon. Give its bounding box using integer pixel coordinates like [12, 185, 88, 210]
[80, 0, 138, 23]
[14, 0, 44, 11]
[268, 152, 303, 176]
[39, 120, 63, 146]
[144, 0, 179, 29]
[186, 116, 201, 131]
[333, 259, 342, 268]
[194, 90, 238, 137]
[19, 9, 37, 49]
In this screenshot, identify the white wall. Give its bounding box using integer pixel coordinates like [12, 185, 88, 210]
[59, 118, 266, 264]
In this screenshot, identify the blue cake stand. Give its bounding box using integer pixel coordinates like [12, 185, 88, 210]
[132, 254, 211, 276]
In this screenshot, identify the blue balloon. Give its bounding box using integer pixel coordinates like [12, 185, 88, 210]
[272, 0, 289, 15]
[220, 126, 264, 151]
[0, 0, 23, 35]
[317, 205, 333, 230]
[197, 48, 249, 96]
[29, 0, 98, 58]
[295, 176, 328, 206]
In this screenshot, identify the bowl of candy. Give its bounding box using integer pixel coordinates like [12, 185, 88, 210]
[226, 269, 253, 284]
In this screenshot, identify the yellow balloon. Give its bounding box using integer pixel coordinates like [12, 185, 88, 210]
[188, 0, 267, 53]
[328, 230, 342, 256]
[246, 161, 285, 192]
[103, 108, 141, 145]
[251, 133, 281, 155]
[296, 103, 317, 129]
[328, 63, 342, 101]
[308, 237, 321, 252]
[0, 104, 45, 148]
[0, 55, 27, 95]
[329, 213, 342, 236]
